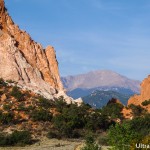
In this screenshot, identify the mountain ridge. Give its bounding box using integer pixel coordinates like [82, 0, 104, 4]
[62, 70, 141, 93]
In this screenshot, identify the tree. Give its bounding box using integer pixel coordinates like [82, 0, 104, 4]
[81, 133, 100, 150]
[108, 123, 137, 150]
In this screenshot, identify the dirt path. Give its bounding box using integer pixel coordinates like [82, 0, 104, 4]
[0, 138, 83, 150]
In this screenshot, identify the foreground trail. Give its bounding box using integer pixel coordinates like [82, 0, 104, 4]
[0, 138, 82, 150]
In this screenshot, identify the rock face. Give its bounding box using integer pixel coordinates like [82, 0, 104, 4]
[0, 0, 63, 98]
[128, 75, 150, 112]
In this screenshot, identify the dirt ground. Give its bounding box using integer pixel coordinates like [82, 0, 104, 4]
[0, 138, 110, 150]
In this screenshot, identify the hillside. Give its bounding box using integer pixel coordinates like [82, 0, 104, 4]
[62, 70, 140, 93]
[82, 90, 131, 108]
[67, 87, 136, 99]
[0, 78, 149, 149]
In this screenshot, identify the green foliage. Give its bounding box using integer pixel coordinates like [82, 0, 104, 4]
[6, 80, 14, 83]
[0, 112, 14, 124]
[85, 111, 110, 131]
[108, 114, 150, 150]
[81, 133, 100, 150]
[38, 97, 52, 109]
[31, 109, 52, 121]
[0, 130, 32, 146]
[54, 96, 68, 113]
[98, 135, 109, 146]
[17, 103, 28, 111]
[52, 100, 113, 138]
[11, 86, 24, 101]
[129, 104, 147, 117]
[101, 103, 124, 119]
[142, 99, 150, 106]
[108, 123, 137, 150]
[0, 78, 7, 87]
[47, 131, 58, 139]
[3, 104, 12, 111]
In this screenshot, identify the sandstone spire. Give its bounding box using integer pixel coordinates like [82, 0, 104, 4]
[0, 0, 64, 98]
[128, 75, 150, 112]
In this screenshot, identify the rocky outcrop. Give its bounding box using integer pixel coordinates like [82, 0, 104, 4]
[0, 0, 64, 99]
[128, 75, 150, 112]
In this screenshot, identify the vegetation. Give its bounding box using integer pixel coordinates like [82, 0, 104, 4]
[142, 99, 150, 106]
[129, 104, 147, 117]
[108, 114, 150, 150]
[101, 102, 124, 119]
[38, 97, 52, 109]
[81, 133, 100, 150]
[0, 77, 149, 148]
[0, 130, 32, 146]
[11, 86, 24, 101]
[31, 109, 52, 121]
[3, 104, 12, 111]
[0, 78, 7, 87]
[82, 90, 131, 108]
[0, 111, 14, 124]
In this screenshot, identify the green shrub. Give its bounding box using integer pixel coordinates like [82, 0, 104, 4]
[129, 104, 147, 117]
[108, 114, 150, 150]
[0, 78, 7, 87]
[38, 97, 52, 109]
[55, 96, 68, 113]
[101, 103, 124, 119]
[11, 86, 24, 101]
[47, 131, 58, 139]
[142, 99, 150, 106]
[3, 104, 12, 111]
[81, 133, 100, 150]
[6, 80, 14, 83]
[98, 135, 109, 146]
[0, 112, 14, 124]
[17, 103, 28, 111]
[31, 109, 52, 121]
[0, 130, 32, 146]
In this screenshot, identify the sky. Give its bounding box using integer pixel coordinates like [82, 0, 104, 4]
[5, 0, 150, 81]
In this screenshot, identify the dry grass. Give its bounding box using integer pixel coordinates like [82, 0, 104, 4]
[0, 137, 83, 150]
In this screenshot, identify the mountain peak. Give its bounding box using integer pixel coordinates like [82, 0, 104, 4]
[61, 70, 141, 93]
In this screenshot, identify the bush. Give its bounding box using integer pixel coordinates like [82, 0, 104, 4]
[0, 130, 32, 146]
[11, 86, 24, 101]
[38, 97, 52, 109]
[31, 109, 52, 121]
[101, 103, 124, 119]
[17, 104, 28, 111]
[0, 112, 14, 124]
[129, 104, 147, 117]
[3, 104, 12, 111]
[142, 99, 150, 106]
[108, 114, 150, 150]
[47, 131, 58, 139]
[98, 135, 109, 146]
[6, 80, 14, 83]
[55, 96, 68, 113]
[0, 78, 7, 87]
[81, 133, 100, 150]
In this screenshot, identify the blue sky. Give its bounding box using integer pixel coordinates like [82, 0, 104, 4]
[5, 0, 150, 80]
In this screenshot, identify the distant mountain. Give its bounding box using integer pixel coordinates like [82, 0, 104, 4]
[82, 90, 132, 108]
[61, 70, 141, 93]
[67, 87, 136, 99]
[62, 70, 141, 108]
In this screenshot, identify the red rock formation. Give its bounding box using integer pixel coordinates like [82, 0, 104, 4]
[0, 0, 64, 98]
[128, 75, 150, 112]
